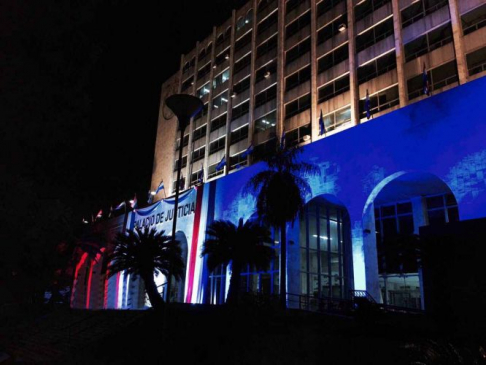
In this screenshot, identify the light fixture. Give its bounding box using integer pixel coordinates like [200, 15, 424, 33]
[303, 134, 311, 141]
[213, 64, 217, 69]
[129, 199, 135, 205]
[231, 92, 237, 98]
[150, 191, 156, 196]
[264, 71, 271, 78]
[225, 54, 230, 60]
[214, 104, 219, 108]
[221, 97, 228, 102]
[338, 23, 347, 32]
[191, 81, 195, 85]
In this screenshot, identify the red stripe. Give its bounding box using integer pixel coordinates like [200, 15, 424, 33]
[185, 186, 204, 303]
[71, 252, 88, 308]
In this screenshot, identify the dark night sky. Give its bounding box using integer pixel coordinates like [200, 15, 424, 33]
[1, 0, 246, 221]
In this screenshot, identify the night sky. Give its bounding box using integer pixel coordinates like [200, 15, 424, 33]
[2, 0, 246, 221]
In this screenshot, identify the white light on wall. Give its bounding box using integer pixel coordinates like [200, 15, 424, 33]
[312, 234, 330, 240]
[338, 23, 347, 32]
[231, 92, 237, 98]
[303, 134, 310, 141]
[264, 71, 271, 78]
[150, 191, 156, 196]
[225, 54, 230, 60]
[221, 97, 228, 103]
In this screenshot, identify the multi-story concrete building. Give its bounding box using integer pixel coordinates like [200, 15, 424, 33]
[72, 0, 486, 311]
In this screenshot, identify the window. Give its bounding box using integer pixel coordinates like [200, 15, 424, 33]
[286, 0, 306, 14]
[197, 83, 211, 99]
[210, 114, 227, 132]
[285, 123, 311, 147]
[212, 92, 229, 110]
[255, 61, 277, 82]
[254, 111, 277, 132]
[207, 162, 225, 180]
[233, 77, 251, 95]
[359, 86, 399, 119]
[426, 193, 459, 226]
[407, 61, 458, 100]
[213, 69, 230, 89]
[357, 51, 396, 84]
[176, 135, 189, 150]
[286, 12, 311, 39]
[401, 0, 448, 28]
[215, 50, 230, 67]
[404, 23, 452, 62]
[253, 138, 277, 162]
[258, 0, 273, 14]
[192, 125, 207, 142]
[320, 106, 351, 132]
[230, 152, 249, 170]
[299, 198, 349, 299]
[356, 18, 394, 53]
[234, 53, 252, 73]
[467, 46, 486, 76]
[257, 34, 278, 58]
[285, 93, 311, 119]
[231, 125, 249, 144]
[174, 156, 187, 171]
[286, 38, 311, 65]
[197, 63, 211, 79]
[318, 75, 350, 102]
[319, 46, 348, 75]
[172, 177, 185, 193]
[235, 32, 252, 52]
[209, 137, 226, 154]
[255, 85, 277, 108]
[257, 10, 278, 35]
[317, 0, 344, 17]
[193, 103, 209, 121]
[192, 147, 205, 162]
[317, 14, 347, 45]
[462, 4, 486, 35]
[198, 43, 212, 61]
[237, 9, 253, 30]
[181, 77, 194, 92]
[286, 65, 311, 92]
[216, 27, 232, 46]
[355, 0, 391, 22]
[231, 100, 250, 120]
[183, 57, 195, 73]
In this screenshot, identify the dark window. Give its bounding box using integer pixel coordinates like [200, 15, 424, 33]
[355, 0, 391, 22]
[234, 53, 252, 73]
[174, 156, 188, 171]
[210, 114, 227, 132]
[285, 123, 311, 147]
[257, 34, 278, 58]
[215, 50, 230, 66]
[285, 93, 311, 119]
[320, 106, 351, 131]
[208, 162, 225, 179]
[286, 12, 311, 39]
[462, 4, 486, 35]
[192, 147, 205, 162]
[356, 18, 394, 53]
[235, 32, 252, 52]
[318, 75, 350, 102]
[407, 61, 458, 100]
[232, 101, 250, 120]
[197, 63, 212, 79]
[193, 103, 208, 121]
[357, 51, 396, 83]
[181, 77, 194, 92]
[176, 135, 189, 151]
[233, 77, 251, 95]
[359, 86, 399, 119]
[255, 62, 277, 82]
[318, 44, 349, 73]
[231, 125, 249, 144]
[401, 0, 448, 28]
[193, 125, 207, 141]
[258, 0, 273, 14]
[467, 46, 486, 76]
[317, 0, 344, 17]
[253, 138, 277, 162]
[286, 0, 306, 14]
[255, 85, 277, 107]
[254, 111, 277, 132]
[286, 38, 311, 65]
[285, 65, 311, 91]
[209, 137, 226, 154]
[198, 43, 212, 61]
[317, 14, 347, 44]
[183, 57, 195, 73]
[404, 23, 452, 62]
[230, 152, 249, 170]
[257, 11, 278, 35]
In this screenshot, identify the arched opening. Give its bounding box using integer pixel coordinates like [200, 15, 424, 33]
[363, 172, 459, 309]
[296, 195, 352, 302]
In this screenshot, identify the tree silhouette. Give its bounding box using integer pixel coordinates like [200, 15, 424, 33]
[245, 142, 318, 308]
[108, 227, 184, 309]
[202, 218, 274, 306]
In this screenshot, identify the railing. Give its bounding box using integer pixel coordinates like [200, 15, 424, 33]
[464, 18, 486, 36]
[469, 61, 486, 77]
[287, 293, 352, 315]
[402, 0, 448, 28]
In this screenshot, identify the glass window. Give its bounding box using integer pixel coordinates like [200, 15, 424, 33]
[402, 0, 449, 28]
[286, 38, 311, 65]
[317, 14, 347, 45]
[192, 147, 205, 162]
[318, 44, 348, 74]
[233, 77, 251, 95]
[286, 11, 311, 39]
[212, 92, 229, 110]
[231, 100, 250, 120]
[467, 46, 486, 76]
[182, 57, 195, 73]
[257, 10, 278, 35]
[230, 125, 249, 145]
[215, 50, 230, 66]
[286, 0, 306, 14]
[359, 85, 399, 119]
[197, 83, 211, 99]
[209, 137, 226, 154]
[355, 0, 391, 22]
[254, 111, 277, 133]
[181, 77, 194, 92]
[320, 106, 351, 132]
[235, 32, 252, 52]
[404, 23, 452, 62]
[407, 60, 458, 100]
[234, 53, 252, 73]
[318, 75, 350, 103]
[285, 66, 311, 92]
[317, 0, 344, 17]
[197, 63, 211, 79]
[255, 61, 277, 82]
[257, 34, 278, 58]
[210, 114, 227, 132]
[213, 69, 230, 89]
[285, 124, 311, 147]
[357, 51, 396, 84]
[255, 85, 277, 108]
[285, 93, 311, 119]
[462, 4, 486, 35]
[192, 125, 207, 142]
[356, 17, 394, 53]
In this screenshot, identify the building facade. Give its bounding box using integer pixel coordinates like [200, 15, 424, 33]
[72, 0, 486, 311]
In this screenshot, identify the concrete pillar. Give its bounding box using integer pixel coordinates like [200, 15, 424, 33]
[247, 0, 259, 160]
[346, 0, 360, 125]
[224, 11, 237, 173]
[448, 0, 468, 84]
[391, 0, 408, 107]
[310, 0, 319, 141]
[276, 0, 286, 138]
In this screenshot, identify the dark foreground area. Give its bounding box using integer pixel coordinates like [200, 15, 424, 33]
[1, 303, 485, 364]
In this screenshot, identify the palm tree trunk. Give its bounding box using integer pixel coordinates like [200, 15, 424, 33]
[280, 223, 287, 309]
[226, 261, 242, 306]
[141, 272, 165, 310]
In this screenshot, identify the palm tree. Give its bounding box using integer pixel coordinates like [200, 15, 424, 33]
[107, 227, 184, 310]
[245, 140, 318, 308]
[202, 218, 274, 306]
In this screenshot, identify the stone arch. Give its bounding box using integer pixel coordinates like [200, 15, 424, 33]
[362, 171, 459, 308]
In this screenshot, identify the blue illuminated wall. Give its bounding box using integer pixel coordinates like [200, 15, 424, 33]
[210, 76, 486, 300]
